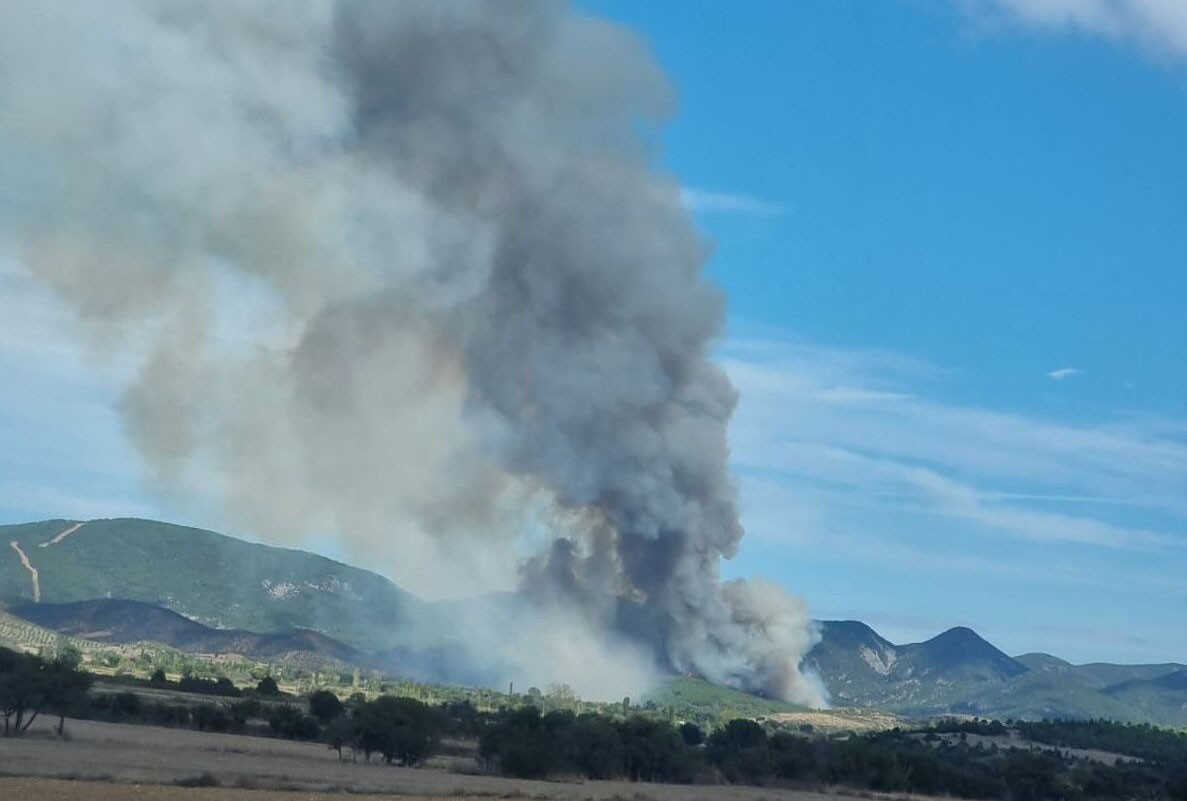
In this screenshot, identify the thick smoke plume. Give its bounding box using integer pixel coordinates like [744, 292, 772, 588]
[0, 0, 823, 705]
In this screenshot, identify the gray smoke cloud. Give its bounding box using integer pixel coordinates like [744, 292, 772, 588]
[0, 0, 824, 705]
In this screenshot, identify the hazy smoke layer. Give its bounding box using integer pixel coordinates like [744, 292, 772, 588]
[0, 0, 823, 705]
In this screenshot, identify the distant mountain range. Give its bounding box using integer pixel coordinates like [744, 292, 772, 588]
[3, 518, 1185, 726]
[807, 620, 1187, 726]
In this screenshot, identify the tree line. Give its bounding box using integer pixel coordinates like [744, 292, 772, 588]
[5, 647, 1187, 800]
[474, 710, 1187, 800]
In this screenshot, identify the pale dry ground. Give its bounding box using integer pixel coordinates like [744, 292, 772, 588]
[39, 521, 86, 547]
[767, 710, 903, 734]
[0, 718, 866, 801]
[2, 777, 461, 801]
[8, 539, 40, 601]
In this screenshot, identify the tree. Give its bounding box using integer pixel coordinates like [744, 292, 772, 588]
[355, 696, 440, 766]
[0, 649, 46, 736]
[567, 715, 624, 779]
[1168, 771, 1187, 801]
[707, 719, 771, 784]
[326, 715, 358, 762]
[769, 732, 817, 780]
[256, 676, 280, 697]
[618, 716, 694, 783]
[0, 648, 91, 737]
[479, 705, 550, 778]
[150, 668, 168, 686]
[45, 652, 93, 736]
[308, 689, 344, 725]
[545, 683, 576, 711]
[680, 721, 705, 746]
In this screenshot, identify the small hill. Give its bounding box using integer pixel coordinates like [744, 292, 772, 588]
[13, 598, 213, 644]
[896, 626, 1028, 684]
[1102, 669, 1187, 727]
[958, 668, 1143, 722]
[0, 518, 423, 651]
[1014, 652, 1075, 674]
[647, 676, 804, 723]
[1077, 662, 1187, 690]
[10, 599, 365, 668]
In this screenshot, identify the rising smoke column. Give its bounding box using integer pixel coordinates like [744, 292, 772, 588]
[0, 0, 823, 705]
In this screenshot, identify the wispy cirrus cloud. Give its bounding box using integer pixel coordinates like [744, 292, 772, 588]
[966, 0, 1187, 58]
[1047, 367, 1082, 380]
[722, 336, 1187, 555]
[720, 335, 1187, 659]
[680, 187, 785, 216]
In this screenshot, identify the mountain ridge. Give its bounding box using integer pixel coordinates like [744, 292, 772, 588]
[0, 517, 423, 651]
[3, 516, 1185, 726]
[809, 620, 1185, 724]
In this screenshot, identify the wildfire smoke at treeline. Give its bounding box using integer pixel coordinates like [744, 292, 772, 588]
[0, 0, 823, 705]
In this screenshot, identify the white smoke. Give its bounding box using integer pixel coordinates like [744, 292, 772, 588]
[0, 0, 824, 706]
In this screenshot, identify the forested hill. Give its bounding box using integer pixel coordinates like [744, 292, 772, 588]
[3, 517, 1186, 726]
[0, 518, 422, 651]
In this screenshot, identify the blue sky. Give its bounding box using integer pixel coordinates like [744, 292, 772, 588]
[582, 0, 1187, 664]
[2, 0, 1185, 665]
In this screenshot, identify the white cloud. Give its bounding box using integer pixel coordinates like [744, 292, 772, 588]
[1047, 366, 1082, 380]
[680, 187, 784, 216]
[969, 0, 1187, 58]
[723, 336, 1187, 560]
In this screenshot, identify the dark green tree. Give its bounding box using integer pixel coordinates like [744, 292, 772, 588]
[308, 689, 344, 725]
[355, 696, 439, 766]
[0, 648, 46, 736]
[326, 715, 358, 762]
[706, 719, 771, 784]
[45, 652, 93, 736]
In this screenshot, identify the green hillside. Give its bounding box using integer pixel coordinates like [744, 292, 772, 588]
[646, 676, 804, 723]
[1103, 670, 1187, 727]
[959, 670, 1145, 722]
[4, 517, 1186, 728]
[0, 518, 422, 651]
[1078, 662, 1187, 689]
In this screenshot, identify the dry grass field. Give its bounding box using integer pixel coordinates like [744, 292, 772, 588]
[0, 717, 867, 801]
[767, 709, 903, 735]
[2, 779, 450, 801]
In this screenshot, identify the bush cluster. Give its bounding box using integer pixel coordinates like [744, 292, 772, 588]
[479, 707, 696, 781]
